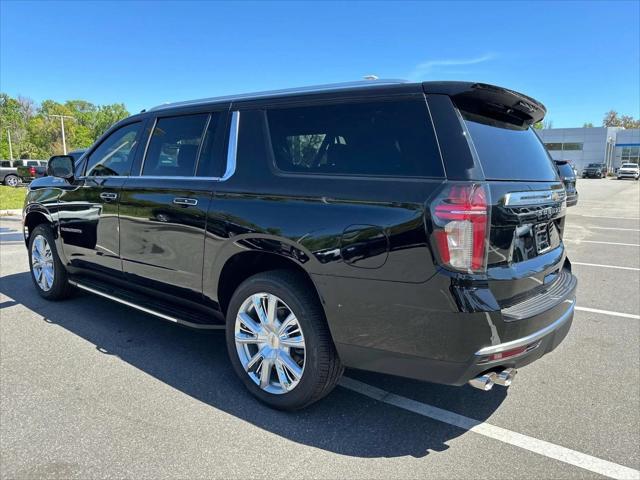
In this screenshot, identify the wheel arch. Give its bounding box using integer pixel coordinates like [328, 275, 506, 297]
[23, 206, 54, 246]
[216, 249, 326, 321]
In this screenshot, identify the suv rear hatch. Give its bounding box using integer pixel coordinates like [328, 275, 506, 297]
[425, 83, 572, 321]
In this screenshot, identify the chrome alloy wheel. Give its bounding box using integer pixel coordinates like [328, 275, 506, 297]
[5, 175, 19, 187]
[31, 234, 55, 292]
[234, 293, 306, 394]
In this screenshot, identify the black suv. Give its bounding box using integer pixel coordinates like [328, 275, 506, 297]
[23, 81, 576, 410]
[582, 163, 607, 178]
[554, 160, 578, 206]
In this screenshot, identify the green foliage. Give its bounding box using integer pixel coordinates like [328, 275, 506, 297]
[0, 93, 130, 160]
[602, 110, 640, 129]
[582, 122, 594, 128]
[533, 119, 553, 130]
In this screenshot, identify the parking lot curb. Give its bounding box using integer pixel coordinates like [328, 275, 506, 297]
[0, 209, 22, 217]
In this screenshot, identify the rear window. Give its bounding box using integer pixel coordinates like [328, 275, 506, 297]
[267, 99, 444, 177]
[556, 163, 574, 177]
[462, 112, 558, 181]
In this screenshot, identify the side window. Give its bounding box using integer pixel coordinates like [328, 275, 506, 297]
[266, 99, 444, 177]
[142, 114, 209, 177]
[0, 161, 10, 168]
[196, 113, 226, 178]
[26, 160, 38, 166]
[86, 122, 142, 177]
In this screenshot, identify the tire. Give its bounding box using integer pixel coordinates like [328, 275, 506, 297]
[28, 224, 73, 300]
[225, 270, 343, 410]
[4, 174, 19, 187]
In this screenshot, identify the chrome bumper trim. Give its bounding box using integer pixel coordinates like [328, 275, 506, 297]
[475, 298, 575, 356]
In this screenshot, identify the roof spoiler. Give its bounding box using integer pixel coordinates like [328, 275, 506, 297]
[422, 82, 546, 126]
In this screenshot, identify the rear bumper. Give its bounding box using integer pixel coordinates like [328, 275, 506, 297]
[337, 297, 574, 386]
[318, 267, 577, 387]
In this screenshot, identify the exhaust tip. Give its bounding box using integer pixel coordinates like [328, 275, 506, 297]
[494, 368, 517, 387]
[468, 372, 497, 391]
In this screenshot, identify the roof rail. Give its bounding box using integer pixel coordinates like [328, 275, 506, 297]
[148, 79, 410, 111]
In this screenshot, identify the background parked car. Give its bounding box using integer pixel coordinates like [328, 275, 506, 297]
[555, 160, 579, 206]
[16, 150, 87, 183]
[616, 162, 640, 180]
[17, 160, 48, 183]
[582, 163, 607, 178]
[0, 160, 22, 186]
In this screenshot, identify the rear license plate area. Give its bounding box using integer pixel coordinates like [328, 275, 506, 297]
[534, 223, 551, 253]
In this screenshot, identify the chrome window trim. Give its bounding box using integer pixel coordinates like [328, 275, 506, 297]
[222, 111, 240, 181]
[504, 190, 566, 206]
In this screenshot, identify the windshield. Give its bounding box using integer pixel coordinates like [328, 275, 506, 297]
[461, 111, 558, 181]
[621, 163, 638, 168]
[587, 163, 602, 168]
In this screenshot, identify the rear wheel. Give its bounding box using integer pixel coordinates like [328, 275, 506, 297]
[28, 224, 72, 300]
[225, 270, 343, 410]
[4, 174, 19, 187]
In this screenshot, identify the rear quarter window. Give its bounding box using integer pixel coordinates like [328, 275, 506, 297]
[462, 111, 558, 181]
[266, 99, 444, 178]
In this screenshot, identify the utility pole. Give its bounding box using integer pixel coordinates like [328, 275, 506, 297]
[6, 129, 13, 161]
[47, 114, 75, 154]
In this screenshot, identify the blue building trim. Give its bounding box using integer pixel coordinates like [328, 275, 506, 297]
[615, 143, 640, 147]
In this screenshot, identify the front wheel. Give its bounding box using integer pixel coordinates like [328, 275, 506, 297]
[225, 270, 343, 410]
[4, 175, 19, 187]
[28, 224, 73, 300]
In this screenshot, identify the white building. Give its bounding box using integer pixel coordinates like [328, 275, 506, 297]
[535, 127, 639, 173]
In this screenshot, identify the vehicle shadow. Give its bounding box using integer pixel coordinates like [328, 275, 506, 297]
[0, 271, 507, 459]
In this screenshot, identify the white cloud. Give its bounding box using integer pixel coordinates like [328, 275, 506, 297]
[409, 53, 497, 80]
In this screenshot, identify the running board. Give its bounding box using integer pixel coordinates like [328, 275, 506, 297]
[68, 280, 225, 330]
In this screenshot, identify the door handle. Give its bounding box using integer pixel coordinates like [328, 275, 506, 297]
[100, 192, 118, 201]
[173, 197, 198, 207]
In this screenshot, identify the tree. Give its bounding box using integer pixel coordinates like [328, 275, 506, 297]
[93, 103, 129, 139]
[582, 122, 594, 128]
[0, 93, 27, 159]
[0, 93, 131, 158]
[534, 119, 553, 130]
[602, 110, 640, 128]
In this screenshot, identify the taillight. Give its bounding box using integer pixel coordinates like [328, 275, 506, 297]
[29, 166, 36, 175]
[431, 183, 489, 273]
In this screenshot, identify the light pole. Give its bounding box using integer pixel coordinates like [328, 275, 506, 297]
[47, 114, 75, 154]
[6, 129, 13, 161]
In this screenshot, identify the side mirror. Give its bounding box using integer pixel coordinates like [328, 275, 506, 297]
[47, 155, 75, 180]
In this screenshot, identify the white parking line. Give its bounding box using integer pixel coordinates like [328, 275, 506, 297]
[571, 214, 640, 220]
[572, 262, 640, 271]
[0, 231, 20, 235]
[575, 306, 640, 319]
[565, 240, 640, 247]
[340, 377, 640, 480]
[589, 227, 640, 232]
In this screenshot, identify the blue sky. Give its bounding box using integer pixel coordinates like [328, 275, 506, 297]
[1, 0, 638, 127]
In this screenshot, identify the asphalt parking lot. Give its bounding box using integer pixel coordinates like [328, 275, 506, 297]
[1, 179, 638, 479]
